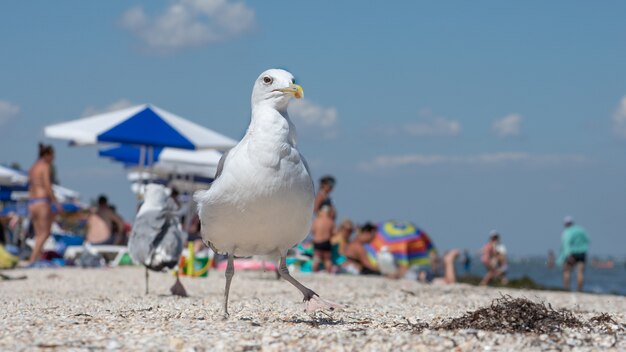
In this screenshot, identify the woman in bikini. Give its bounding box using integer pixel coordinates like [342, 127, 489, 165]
[27, 143, 61, 264]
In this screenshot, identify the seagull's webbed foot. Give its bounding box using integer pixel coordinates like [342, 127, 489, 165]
[170, 273, 188, 297]
[305, 295, 344, 314]
[301, 288, 318, 302]
[277, 256, 344, 314]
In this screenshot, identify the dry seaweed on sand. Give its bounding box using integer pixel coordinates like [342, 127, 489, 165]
[434, 295, 584, 334]
[588, 313, 626, 334]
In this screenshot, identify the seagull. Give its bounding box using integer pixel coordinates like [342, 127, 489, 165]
[129, 183, 188, 297]
[194, 69, 339, 316]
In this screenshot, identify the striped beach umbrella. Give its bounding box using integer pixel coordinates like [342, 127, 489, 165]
[366, 220, 437, 268]
[0, 165, 28, 186]
[44, 104, 237, 151]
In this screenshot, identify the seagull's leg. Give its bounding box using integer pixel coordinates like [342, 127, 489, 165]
[170, 271, 188, 297]
[145, 268, 149, 295]
[223, 253, 235, 318]
[277, 256, 318, 301]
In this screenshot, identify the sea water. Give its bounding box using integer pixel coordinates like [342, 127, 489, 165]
[458, 256, 626, 295]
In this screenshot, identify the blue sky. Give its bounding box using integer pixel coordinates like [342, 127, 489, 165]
[1, 1, 625, 255]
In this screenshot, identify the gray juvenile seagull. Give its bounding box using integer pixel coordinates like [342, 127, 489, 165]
[129, 183, 188, 297]
[194, 69, 340, 316]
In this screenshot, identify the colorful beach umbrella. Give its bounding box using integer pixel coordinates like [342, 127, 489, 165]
[366, 220, 437, 268]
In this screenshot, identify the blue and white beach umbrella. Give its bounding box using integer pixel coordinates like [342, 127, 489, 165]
[0, 165, 80, 202]
[44, 104, 237, 151]
[0, 165, 28, 186]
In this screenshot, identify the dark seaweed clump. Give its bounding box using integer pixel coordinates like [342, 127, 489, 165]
[435, 295, 584, 334]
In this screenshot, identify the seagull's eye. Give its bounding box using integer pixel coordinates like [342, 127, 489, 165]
[291, 78, 295, 84]
[262, 76, 273, 85]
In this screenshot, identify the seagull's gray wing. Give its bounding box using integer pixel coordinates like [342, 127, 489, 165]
[128, 209, 167, 266]
[148, 213, 185, 270]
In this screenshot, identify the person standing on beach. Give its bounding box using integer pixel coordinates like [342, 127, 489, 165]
[311, 205, 335, 272]
[558, 216, 590, 292]
[313, 175, 336, 217]
[479, 231, 502, 286]
[27, 143, 62, 264]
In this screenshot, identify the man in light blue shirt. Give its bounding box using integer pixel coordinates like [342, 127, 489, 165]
[558, 216, 590, 291]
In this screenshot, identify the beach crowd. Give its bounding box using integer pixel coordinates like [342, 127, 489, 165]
[0, 144, 593, 292]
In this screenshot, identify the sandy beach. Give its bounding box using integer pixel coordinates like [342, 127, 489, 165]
[0, 267, 624, 351]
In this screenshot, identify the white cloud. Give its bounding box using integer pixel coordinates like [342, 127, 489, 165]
[492, 113, 523, 138]
[82, 99, 134, 117]
[405, 118, 461, 137]
[121, 0, 255, 52]
[359, 152, 588, 171]
[381, 108, 461, 137]
[289, 98, 338, 139]
[612, 96, 626, 139]
[0, 100, 20, 127]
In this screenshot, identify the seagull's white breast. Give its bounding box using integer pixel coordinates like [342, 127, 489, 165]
[196, 108, 314, 257]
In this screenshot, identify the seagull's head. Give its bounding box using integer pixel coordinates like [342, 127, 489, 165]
[143, 183, 167, 206]
[251, 68, 304, 110]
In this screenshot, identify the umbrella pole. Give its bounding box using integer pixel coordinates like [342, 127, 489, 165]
[138, 145, 146, 202]
[184, 174, 195, 231]
[148, 146, 152, 183]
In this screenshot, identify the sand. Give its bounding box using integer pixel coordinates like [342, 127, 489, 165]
[0, 267, 624, 351]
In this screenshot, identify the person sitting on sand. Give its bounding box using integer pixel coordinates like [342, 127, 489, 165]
[86, 195, 125, 245]
[311, 205, 335, 272]
[343, 223, 380, 275]
[558, 216, 590, 292]
[331, 218, 354, 259]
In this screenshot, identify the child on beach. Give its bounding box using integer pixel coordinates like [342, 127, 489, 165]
[313, 176, 336, 218]
[311, 206, 335, 272]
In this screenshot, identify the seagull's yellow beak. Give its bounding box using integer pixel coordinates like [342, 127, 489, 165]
[274, 83, 304, 99]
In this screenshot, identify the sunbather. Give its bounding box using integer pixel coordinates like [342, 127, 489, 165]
[343, 223, 380, 275]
